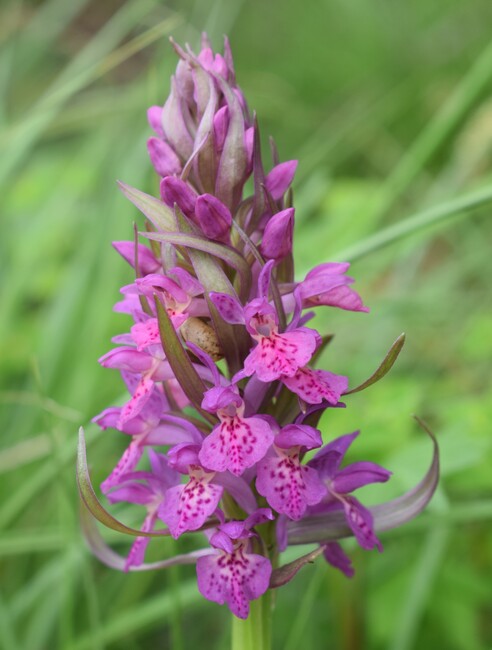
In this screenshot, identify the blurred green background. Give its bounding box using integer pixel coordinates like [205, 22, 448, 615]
[1, 0, 491, 648]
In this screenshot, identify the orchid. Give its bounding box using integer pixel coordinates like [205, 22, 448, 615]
[77, 34, 439, 647]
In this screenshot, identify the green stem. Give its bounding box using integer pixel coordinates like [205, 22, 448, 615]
[231, 590, 273, 650]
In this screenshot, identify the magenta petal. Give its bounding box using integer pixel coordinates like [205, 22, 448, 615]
[282, 367, 348, 405]
[333, 461, 392, 493]
[118, 377, 155, 426]
[107, 482, 154, 506]
[209, 292, 245, 324]
[92, 407, 121, 431]
[244, 126, 254, 173]
[159, 478, 223, 539]
[300, 264, 368, 313]
[124, 511, 157, 570]
[244, 329, 318, 382]
[148, 449, 181, 488]
[309, 431, 360, 478]
[313, 284, 369, 313]
[244, 508, 275, 530]
[160, 176, 197, 218]
[99, 348, 153, 373]
[195, 193, 232, 242]
[168, 267, 204, 297]
[198, 415, 274, 476]
[213, 105, 229, 152]
[265, 160, 298, 200]
[136, 273, 189, 304]
[196, 549, 272, 619]
[323, 542, 354, 578]
[214, 473, 257, 514]
[147, 106, 164, 135]
[342, 496, 382, 551]
[201, 385, 242, 413]
[147, 138, 182, 177]
[112, 241, 160, 276]
[274, 424, 322, 451]
[101, 440, 145, 493]
[257, 260, 275, 300]
[260, 208, 294, 261]
[210, 530, 235, 553]
[256, 454, 326, 520]
[131, 319, 162, 351]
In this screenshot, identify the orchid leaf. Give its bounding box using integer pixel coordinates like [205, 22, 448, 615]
[141, 230, 252, 301]
[286, 417, 439, 545]
[344, 333, 405, 395]
[76, 428, 171, 538]
[154, 299, 213, 422]
[118, 182, 174, 231]
[270, 547, 324, 589]
[80, 504, 208, 571]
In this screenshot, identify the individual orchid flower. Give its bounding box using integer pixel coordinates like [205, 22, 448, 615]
[256, 424, 327, 520]
[308, 431, 392, 551]
[282, 262, 369, 314]
[211, 261, 320, 382]
[159, 441, 258, 538]
[158, 443, 223, 538]
[196, 509, 274, 619]
[188, 343, 275, 476]
[121, 268, 207, 351]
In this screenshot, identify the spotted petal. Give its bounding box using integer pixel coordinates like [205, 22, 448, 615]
[199, 415, 274, 476]
[118, 376, 155, 427]
[343, 495, 382, 551]
[244, 329, 318, 382]
[323, 542, 354, 577]
[282, 367, 348, 405]
[100, 439, 145, 494]
[159, 477, 223, 539]
[196, 548, 272, 619]
[256, 453, 326, 520]
[124, 511, 157, 571]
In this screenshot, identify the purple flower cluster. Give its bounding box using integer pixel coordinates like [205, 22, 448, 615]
[81, 35, 438, 620]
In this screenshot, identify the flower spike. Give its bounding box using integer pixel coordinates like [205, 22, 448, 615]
[80, 34, 439, 621]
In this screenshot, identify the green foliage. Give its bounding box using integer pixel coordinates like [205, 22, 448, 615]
[1, 0, 491, 648]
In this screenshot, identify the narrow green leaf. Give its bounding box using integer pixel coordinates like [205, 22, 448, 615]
[270, 547, 324, 589]
[76, 428, 171, 538]
[118, 182, 175, 231]
[344, 333, 405, 395]
[154, 299, 213, 421]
